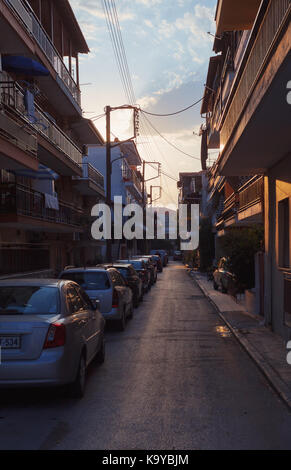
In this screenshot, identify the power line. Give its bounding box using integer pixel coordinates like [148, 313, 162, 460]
[141, 113, 201, 161]
[140, 97, 204, 117]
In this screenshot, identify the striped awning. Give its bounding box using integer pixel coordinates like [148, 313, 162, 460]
[13, 164, 59, 180]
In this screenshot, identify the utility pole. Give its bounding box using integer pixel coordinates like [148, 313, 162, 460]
[106, 105, 112, 262]
[105, 104, 140, 262]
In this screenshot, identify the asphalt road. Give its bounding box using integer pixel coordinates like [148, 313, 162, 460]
[1, 262, 291, 450]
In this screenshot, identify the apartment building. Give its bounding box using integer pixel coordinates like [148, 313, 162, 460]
[201, 0, 290, 337]
[87, 141, 144, 260]
[0, 0, 105, 276]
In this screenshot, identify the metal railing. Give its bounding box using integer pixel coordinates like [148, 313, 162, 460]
[122, 165, 143, 194]
[238, 176, 264, 211]
[220, 0, 290, 148]
[83, 163, 104, 189]
[0, 183, 84, 227]
[0, 73, 82, 166]
[5, 0, 81, 106]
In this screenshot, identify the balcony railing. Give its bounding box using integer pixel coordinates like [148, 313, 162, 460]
[0, 107, 38, 157]
[5, 0, 81, 106]
[238, 176, 264, 211]
[0, 73, 82, 167]
[222, 192, 238, 217]
[220, 0, 290, 149]
[84, 163, 104, 189]
[122, 166, 142, 195]
[0, 183, 84, 227]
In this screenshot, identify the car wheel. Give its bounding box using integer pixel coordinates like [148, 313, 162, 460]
[213, 281, 219, 290]
[118, 310, 126, 331]
[69, 352, 86, 398]
[95, 338, 105, 364]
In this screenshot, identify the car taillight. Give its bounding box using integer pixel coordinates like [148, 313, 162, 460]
[43, 323, 66, 349]
[112, 289, 119, 308]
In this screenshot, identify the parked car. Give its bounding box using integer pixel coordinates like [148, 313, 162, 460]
[173, 250, 182, 261]
[0, 279, 105, 398]
[150, 249, 168, 266]
[117, 259, 150, 293]
[59, 267, 133, 331]
[133, 257, 157, 286]
[151, 254, 163, 273]
[213, 258, 236, 294]
[104, 263, 143, 308]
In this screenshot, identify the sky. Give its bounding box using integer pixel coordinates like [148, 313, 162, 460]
[70, 0, 218, 208]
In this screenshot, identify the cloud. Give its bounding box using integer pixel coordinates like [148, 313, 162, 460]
[70, 0, 135, 21]
[137, 95, 158, 109]
[158, 19, 176, 38]
[144, 19, 154, 28]
[135, 0, 162, 5]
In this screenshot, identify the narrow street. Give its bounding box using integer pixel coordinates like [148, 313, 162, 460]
[1, 262, 291, 450]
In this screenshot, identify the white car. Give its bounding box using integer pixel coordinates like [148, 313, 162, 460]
[0, 279, 105, 397]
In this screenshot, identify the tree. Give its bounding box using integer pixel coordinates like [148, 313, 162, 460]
[219, 225, 264, 290]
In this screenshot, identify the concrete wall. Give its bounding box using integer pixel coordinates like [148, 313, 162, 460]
[265, 154, 291, 339]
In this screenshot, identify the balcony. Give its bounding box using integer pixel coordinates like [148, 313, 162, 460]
[215, 0, 261, 34]
[0, 73, 83, 175]
[221, 192, 238, 227]
[0, 104, 38, 170]
[237, 176, 264, 225]
[218, 0, 291, 175]
[73, 163, 105, 198]
[0, 183, 84, 231]
[3, 0, 81, 113]
[122, 166, 143, 201]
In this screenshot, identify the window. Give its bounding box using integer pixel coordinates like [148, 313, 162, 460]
[66, 286, 83, 314]
[60, 271, 111, 290]
[279, 198, 290, 269]
[0, 286, 60, 315]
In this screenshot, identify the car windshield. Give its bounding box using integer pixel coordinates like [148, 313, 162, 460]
[60, 272, 110, 290]
[0, 286, 60, 315]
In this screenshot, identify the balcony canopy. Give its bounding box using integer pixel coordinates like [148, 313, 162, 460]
[201, 55, 222, 115]
[215, 0, 261, 34]
[120, 141, 142, 166]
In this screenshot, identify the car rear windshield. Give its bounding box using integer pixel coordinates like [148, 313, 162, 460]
[114, 267, 129, 278]
[129, 260, 143, 270]
[0, 286, 60, 315]
[60, 272, 110, 290]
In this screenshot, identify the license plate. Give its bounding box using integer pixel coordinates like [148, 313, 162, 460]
[0, 336, 21, 349]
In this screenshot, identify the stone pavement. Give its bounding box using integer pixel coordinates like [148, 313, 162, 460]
[193, 271, 291, 409]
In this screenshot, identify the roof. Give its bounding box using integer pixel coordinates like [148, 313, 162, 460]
[71, 118, 104, 145]
[59, 267, 107, 273]
[59, 0, 89, 54]
[200, 56, 222, 115]
[104, 263, 132, 268]
[120, 141, 142, 166]
[0, 279, 64, 287]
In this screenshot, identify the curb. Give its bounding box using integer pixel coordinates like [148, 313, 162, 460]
[193, 273, 291, 410]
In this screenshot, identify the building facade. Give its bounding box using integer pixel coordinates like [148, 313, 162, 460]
[88, 141, 144, 260]
[201, 0, 291, 337]
[0, 0, 105, 276]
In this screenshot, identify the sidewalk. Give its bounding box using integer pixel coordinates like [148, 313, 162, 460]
[193, 271, 291, 409]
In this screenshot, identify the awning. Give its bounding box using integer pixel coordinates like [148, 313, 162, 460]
[13, 164, 59, 180]
[2, 56, 50, 77]
[120, 141, 142, 166]
[71, 118, 104, 145]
